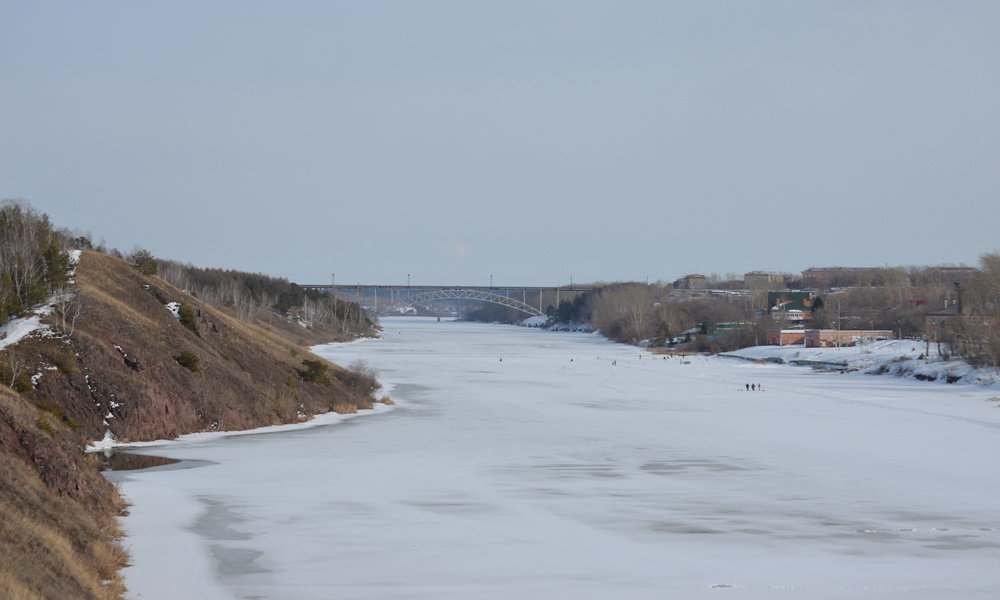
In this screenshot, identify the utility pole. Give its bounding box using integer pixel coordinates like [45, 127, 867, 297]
[836, 299, 841, 349]
[332, 273, 345, 332]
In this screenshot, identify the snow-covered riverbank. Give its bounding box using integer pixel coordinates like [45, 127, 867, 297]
[725, 339, 1000, 388]
[112, 317, 1000, 599]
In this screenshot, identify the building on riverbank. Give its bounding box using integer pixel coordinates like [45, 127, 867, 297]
[765, 328, 894, 347]
[744, 271, 790, 290]
[672, 274, 709, 289]
[765, 329, 806, 345]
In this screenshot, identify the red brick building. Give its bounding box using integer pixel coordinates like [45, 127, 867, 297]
[803, 329, 894, 348]
[764, 329, 806, 345]
[765, 329, 894, 347]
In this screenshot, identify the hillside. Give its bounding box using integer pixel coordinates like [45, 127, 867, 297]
[155, 258, 377, 347]
[0, 250, 382, 599]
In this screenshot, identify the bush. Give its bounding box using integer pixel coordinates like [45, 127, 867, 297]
[300, 359, 331, 386]
[174, 350, 200, 372]
[348, 359, 381, 397]
[51, 348, 76, 374]
[35, 416, 54, 436]
[11, 373, 32, 393]
[130, 248, 158, 275]
[348, 359, 378, 380]
[40, 402, 79, 430]
[177, 302, 198, 334]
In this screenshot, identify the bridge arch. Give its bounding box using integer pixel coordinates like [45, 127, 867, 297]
[378, 289, 547, 318]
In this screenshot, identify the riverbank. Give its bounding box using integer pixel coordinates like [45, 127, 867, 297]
[722, 340, 1000, 389]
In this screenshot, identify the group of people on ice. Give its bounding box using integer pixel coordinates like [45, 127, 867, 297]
[745, 383, 763, 391]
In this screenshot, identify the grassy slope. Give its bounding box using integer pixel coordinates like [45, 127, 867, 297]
[0, 251, 380, 599]
[34, 251, 378, 442]
[0, 385, 127, 600]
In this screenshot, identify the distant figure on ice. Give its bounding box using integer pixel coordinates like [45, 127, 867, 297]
[758, 383, 764, 391]
[499, 357, 502, 362]
[751, 383, 756, 391]
[745, 383, 750, 391]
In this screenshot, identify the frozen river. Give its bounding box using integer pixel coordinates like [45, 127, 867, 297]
[112, 317, 1000, 599]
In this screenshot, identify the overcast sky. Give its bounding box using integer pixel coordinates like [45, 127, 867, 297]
[2, 1, 998, 286]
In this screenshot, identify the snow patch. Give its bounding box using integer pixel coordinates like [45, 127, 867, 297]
[165, 302, 181, 320]
[547, 320, 597, 333]
[0, 312, 51, 351]
[724, 340, 1000, 389]
[66, 249, 82, 282]
[89, 430, 117, 451]
[518, 316, 549, 328]
[86, 400, 395, 453]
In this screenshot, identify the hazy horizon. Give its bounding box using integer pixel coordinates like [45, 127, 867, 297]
[3, 2, 998, 286]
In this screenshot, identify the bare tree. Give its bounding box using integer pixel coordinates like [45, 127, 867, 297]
[52, 285, 83, 337]
[592, 284, 656, 343]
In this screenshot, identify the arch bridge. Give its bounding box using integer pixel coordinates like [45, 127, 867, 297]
[297, 284, 593, 318]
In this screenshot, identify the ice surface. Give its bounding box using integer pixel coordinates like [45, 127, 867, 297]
[113, 317, 1000, 599]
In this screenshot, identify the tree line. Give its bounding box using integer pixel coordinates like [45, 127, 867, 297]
[154, 259, 374, 337]
[0, 201, 73, 326]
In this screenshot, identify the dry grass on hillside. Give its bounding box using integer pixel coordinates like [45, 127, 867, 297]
[0, 387, 127, 600]
[0, 458, 127, 600]
[19, 250, 379, 443]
